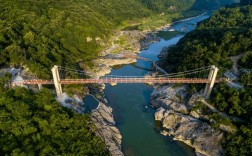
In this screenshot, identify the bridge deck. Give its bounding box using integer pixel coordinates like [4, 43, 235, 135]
[12, 78, 215, 85]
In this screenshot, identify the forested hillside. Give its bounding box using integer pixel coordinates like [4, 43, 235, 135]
[165, 6, 252, 72]
[0, 0, 235, 79]
[0, 0, 241, 155]
[0, 0, 195, 78]
[0, 75, 109, 155]
[164, 5, 252, 155]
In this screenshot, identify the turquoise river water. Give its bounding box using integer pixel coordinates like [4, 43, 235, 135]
[104, 13, 210, 156]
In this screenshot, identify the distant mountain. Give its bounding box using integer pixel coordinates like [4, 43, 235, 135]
[241, 0, 252, 4]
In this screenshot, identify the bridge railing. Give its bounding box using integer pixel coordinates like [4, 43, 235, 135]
[11, 77, 223, 85]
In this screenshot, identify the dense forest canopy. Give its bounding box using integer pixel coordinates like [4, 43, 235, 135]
[164, 5, 252, 155]
[0, 0, 235, 79]
[0, 75, 109, 155]
[0, 0, 244, 155]
[165, 6, 252, 72]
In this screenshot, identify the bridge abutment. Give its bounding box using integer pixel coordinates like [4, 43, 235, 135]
[204, 65, 218, 99]
[51, 65, 62, 97]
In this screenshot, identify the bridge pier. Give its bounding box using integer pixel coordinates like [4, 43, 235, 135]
[204, 65, 218, 99]
[51, 65, 62, 97]
[38, 84, 43, 90]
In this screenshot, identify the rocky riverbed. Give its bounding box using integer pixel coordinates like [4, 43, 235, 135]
[75, 31, 160, 154]
[91, 102, 123, 156]
[85, 54, 137, 77]
[57, 88, 123, 155]
[151, 85, 224, 156]
[79, 13, 211, 155]
[84, 85, 124, 156]
[72, 29, 161, 155]
[82, 30, 160, 78]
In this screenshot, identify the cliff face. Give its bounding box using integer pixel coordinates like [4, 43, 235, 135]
[151, 85, 224, 156]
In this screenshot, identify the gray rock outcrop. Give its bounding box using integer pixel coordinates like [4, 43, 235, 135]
[91, 102, 123, 156]
[155, 107, 166, 121]
[84, 55, 136, 77]
[151, 85, 224, 156]
[83, 30, 160, 78]
[159, 110, 223, 156]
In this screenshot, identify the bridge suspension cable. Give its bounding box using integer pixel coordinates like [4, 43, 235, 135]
[11, 54, 220, 99]
[57, 65, 211, 80]
[160, 66, 211, 76]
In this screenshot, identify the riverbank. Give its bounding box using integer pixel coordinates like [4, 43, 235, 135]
[83, 11, 208, 78]
[56, 84, 123, 155]
[86, 91, 123, 156]
[148, 12, 224, 155]
[151, 85, 224, 156]
[83, 30, 161, 155]
[54, 15, 166, 156]
[82, 31, 160, 78]
[91, 101, 123, 156]
[81, 12, 211, 156]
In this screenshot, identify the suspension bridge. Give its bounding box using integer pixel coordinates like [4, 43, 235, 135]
[11, 59, 221, 99]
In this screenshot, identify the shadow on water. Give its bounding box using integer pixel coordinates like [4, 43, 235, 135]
[156, 31, 183, 41]
[130, 63, 153, 72]
[112, 64, 134, 70]
[83, 95, 99, 113]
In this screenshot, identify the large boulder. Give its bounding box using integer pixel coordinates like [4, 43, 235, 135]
[151, 85, 189, 114]
[152, 85, 224, 156]
[169, 102, 188, 114]
[158, 110, 223, 156]
[155, 107, 166, 120]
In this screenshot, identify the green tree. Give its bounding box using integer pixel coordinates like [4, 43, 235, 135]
[0, 85, 109, 155]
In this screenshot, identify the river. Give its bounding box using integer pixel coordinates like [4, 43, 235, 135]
[104, 13, 210, 156]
